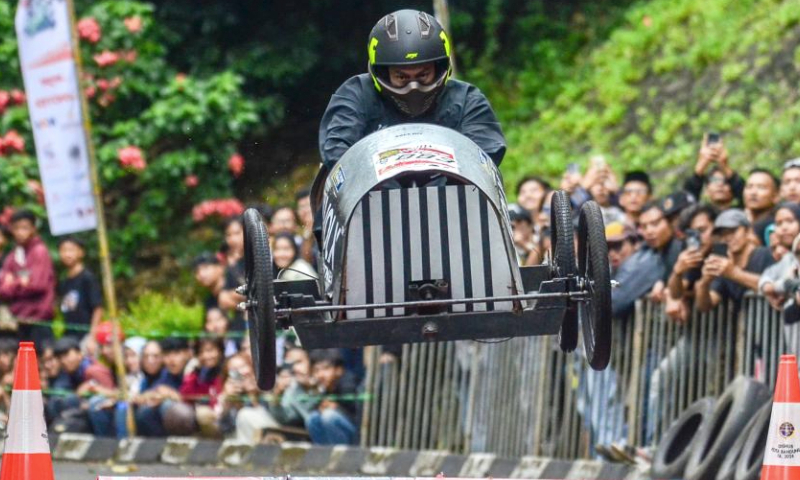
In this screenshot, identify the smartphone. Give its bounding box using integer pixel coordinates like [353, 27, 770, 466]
[711, 243, 728, 257]
[590, 155, 606, 169]
[685, 229, 701, 251]
[707, 132, 721, 144]
[566, 163, 581, 175]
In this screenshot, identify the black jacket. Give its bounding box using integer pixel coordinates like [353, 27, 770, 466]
[319, 74, 506, 169]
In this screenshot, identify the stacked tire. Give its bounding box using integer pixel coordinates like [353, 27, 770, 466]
[651, 377, 771, 480]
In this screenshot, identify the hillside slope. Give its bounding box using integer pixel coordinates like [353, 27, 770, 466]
[500, 0, 800, 192]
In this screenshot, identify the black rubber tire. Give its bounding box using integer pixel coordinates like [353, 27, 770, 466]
[577, 201, 612, 370]
[551, 190, 578, 352]
[685, 376, 772, 480]
[716, 399, 771, 480]
[733, 401, 773, 480]
[651, 397, 716, 480]
[243, 208, 277, 391]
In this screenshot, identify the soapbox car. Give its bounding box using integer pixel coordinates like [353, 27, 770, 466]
[241, 124, 612, 390]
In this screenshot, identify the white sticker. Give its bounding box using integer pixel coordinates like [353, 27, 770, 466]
[372, 143, 459, 181]
[763, 403, 800, 466]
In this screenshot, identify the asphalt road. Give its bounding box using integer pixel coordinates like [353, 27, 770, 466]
[55, 461, 282, 480]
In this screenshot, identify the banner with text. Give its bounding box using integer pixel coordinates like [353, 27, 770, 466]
[15, 0, 97, 235]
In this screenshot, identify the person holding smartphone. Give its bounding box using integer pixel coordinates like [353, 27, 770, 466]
[667, 205, 718, 315]
[695, 209, 775, 311]
[683, 133, 744, 210]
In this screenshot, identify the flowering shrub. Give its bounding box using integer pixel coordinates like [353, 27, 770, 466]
[0, 0, 259, 279]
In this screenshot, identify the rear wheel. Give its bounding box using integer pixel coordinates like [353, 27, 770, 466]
[243, 208, 277, 390]
[551, 190, 578, 352]
[577, 201, 612, 370]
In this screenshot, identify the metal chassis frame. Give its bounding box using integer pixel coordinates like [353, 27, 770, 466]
[274, 265, 581, 349]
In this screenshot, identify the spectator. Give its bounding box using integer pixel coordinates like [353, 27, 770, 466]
[660, 191, 697, 234]
[560, 164, 592, 210]
[134, 338, 190, 436]
[667, 204, 718, 303]
[695, 209, 775, 311]
[516, 176, 551, 225]
[268, 347, 320, 430]
[0, 209, 56, 345]
[179, 336, 225, 436]
[683, 136, 743, 209]
[39, 340, 61, 389]
[618, 171, 652, 226]
[193, 253, 226, 312]
[297, 189, 319, 268]
[781, 159, 800, 203]
[47, 337, 93, 430]
[508, 204, 538, 265]
[83, 322, 124, 437]
[612, 201, 681, 318]
[306, 349, 359, 445]
[604, 222, 638, 276]
[57, 237, 103, 341]
[218, 217, 247, 333]
[589, 180, 626, 225]
[744, 169, 780, 245]
[204, 307, 238, 357]
[218, 354, 280, 444]
[123, 337, 147, 396]
[273, 233, 318, 281]
[0, 225, 9, 263]
[759, 204, 800, 309]
[222, 216, 245, 268]
[270, 206, 299, 237]
[0, 338, 16, 419]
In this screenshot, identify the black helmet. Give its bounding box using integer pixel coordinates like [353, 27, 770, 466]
[367, 10, 452, 117]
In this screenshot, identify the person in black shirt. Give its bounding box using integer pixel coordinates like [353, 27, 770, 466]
[306, 349, 360, 445]
[193, 253, 226, 313]
[57, 237, 103, 340]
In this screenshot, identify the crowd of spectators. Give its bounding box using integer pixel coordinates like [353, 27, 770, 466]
[2, 134, 799, 449]
[0, 194, 361, 445]
[509, 136, 800, 324]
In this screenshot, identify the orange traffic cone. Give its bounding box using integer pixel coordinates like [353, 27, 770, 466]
[0, 341, 54, 480]
[761, 354, 800, 480]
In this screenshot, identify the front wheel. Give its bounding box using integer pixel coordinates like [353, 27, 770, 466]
[577, 201, 612, 370]
[243, 208, 277, 390]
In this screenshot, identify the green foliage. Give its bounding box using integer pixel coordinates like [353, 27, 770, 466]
[120, 290, 203, 337]
[497, 0, 800, 194]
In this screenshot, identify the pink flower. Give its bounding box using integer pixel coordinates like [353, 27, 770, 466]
[185, 175, 199, 188]
[118, 146, 146, 171]
[97, 78, 110, 91]
[9, 90, 25, 105]
[93, 50, 120, 68]
[77, 17, 101, 43]
[85, 85, 97, 99]
[122, 50, 137, 63]
[123, 16, 143, 33]
[109, 77, 122, 89]
[0, 130, 25, 154]
[27, 180, 44, 205]
[228, 153, 244, 178]
[0, 207, 14, 226]
[98, 92, 116, 108]
[191, 199, 245, 222]
[0, 91, 9, 114]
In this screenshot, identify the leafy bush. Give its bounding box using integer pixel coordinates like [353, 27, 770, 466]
[120, 291, 203, 337]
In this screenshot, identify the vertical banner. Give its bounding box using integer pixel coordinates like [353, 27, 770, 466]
[15, 0, 97, 235]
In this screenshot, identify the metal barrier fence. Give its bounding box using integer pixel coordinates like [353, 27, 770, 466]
[360, 294, 789, 458]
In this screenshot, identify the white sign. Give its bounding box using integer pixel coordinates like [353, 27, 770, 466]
[372, 143, 459, 181]
[15, 0, 97, 235]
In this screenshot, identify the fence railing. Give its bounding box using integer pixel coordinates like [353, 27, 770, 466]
[359, 293, 788, 458]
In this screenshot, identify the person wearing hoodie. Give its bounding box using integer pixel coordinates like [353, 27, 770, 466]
[0, 209, 56, 345]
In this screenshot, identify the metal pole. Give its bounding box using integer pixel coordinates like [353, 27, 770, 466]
[65, 0, 134, 436]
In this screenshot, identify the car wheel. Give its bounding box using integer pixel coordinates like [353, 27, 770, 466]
[651, 397, 716, 480]
[578, 201, 612, 370]
[733, 401, 773, 480]
[685, 376, 771, 480]
[551, 190, 578, 352]
[243, 208, 277, 391]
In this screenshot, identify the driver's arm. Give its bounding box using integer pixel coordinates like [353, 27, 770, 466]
[458, 85, 506, 166]
[319, 77, 368, 169]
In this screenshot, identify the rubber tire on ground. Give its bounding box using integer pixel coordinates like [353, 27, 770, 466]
[243, 208, 277, 391]
[651, 397, 716, 480]
[734, 401, 773, 480]
[551, 190, 578, 352]
[716, 399, 771, 480]
[685, 376, 771, 480]
[577, 201, 612, 370]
